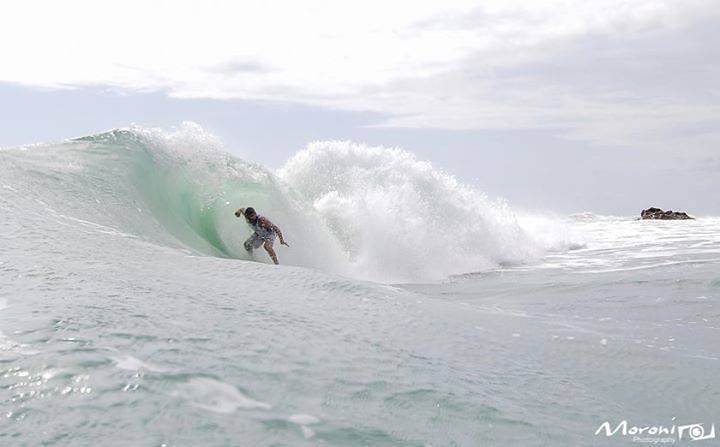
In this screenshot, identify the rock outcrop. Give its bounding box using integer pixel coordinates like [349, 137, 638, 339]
[640, 207, 694, 220]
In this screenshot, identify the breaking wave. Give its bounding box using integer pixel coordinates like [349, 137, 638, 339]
[1, 123, 574, 282]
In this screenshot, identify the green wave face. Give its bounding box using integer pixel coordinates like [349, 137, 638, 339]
[43, 127, 350, 272]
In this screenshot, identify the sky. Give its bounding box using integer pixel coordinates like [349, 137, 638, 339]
[1, 0, 719, 215]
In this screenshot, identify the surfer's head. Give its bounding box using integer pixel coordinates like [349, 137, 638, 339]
[243, 207, 257, 223]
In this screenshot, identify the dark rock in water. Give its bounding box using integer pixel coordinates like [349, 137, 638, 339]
[640, 207, 694, 220]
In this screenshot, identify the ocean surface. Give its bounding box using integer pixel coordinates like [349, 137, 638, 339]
[1, 124, 719, 446]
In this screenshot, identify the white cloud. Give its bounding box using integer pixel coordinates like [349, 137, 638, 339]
[1, 0, 718, 148]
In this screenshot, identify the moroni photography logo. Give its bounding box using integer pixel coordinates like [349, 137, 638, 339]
[595, 418, 716, 443]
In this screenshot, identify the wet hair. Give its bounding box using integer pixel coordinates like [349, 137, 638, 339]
[244, 207, 256, 217]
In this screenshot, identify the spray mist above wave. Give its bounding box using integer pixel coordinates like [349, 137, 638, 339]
[278, 141, 547, 281]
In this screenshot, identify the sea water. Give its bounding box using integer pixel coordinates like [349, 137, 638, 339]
[1, 124, 719, 446]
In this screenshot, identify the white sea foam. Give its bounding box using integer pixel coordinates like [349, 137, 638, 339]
[111, 355, 167, 372]
[278, 140, 569, 281]
[289, 414, 320, 425]
[175, 378, 271, 413]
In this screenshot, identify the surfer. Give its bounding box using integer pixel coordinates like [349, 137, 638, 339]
[234, 207, 289, 265]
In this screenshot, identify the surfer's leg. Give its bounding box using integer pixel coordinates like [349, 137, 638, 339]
[244, 234, 262, 254]
[243, 236, 254, 253]
[263, 240, 279, 265]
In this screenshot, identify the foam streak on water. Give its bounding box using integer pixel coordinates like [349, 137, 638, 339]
[1, 124, 719, 446]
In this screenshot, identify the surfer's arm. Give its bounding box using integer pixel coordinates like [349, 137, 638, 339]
[272, 225, 289, 246]
[234, 208, 245, 217]
[260, 217, 289, 246]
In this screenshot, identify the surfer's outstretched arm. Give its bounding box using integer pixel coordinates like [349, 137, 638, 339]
[259, 217, 289, 247]
[272, 224, 289, 247]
